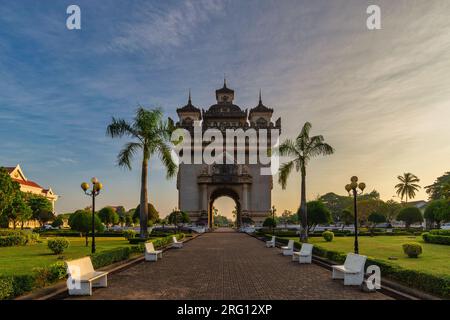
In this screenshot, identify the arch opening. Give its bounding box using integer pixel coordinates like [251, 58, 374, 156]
[208, 188, 241, 228]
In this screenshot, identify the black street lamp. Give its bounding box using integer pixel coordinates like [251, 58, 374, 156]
[345, 176, 366, 254]
[81, 177, 103, 254]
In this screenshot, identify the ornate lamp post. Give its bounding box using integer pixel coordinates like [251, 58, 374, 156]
[345, 176, 366, 254]
[81, 177, 103, 254]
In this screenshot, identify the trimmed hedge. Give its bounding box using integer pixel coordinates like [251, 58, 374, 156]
[256, 229, 420, 238]
[422, 232, 450, 245]
[91, 246, 142, 269]
[38, 230, 128, 237]
[430, 229, 450, 236]
[128, 233, 184, 245]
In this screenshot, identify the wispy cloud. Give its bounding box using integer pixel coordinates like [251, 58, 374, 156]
[108, 0, 225, 52]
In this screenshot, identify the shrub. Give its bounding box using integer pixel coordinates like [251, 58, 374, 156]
[422, 232, 450, 245]
[123, 230, 136, 240]
[402, 242, 423, 258]
[47, 238, 70, 254]
[322, 231, 334, 242]
[0, 276, 14, 300]
[33, 261, 67, 287]
[0, 235, 27, 247]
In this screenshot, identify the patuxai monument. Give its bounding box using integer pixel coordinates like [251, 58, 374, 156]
[173, 80, 281, 228]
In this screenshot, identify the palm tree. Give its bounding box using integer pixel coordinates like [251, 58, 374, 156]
[395, 173, 421, 203]
[278, 122, 334, 242]
[107, 107, 176, 238]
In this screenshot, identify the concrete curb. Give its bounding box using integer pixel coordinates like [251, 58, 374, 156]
[248, 233, 442, 300]
[15, 233, 202, 300]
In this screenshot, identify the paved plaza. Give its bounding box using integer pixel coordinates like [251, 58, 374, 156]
[70, 231, 390, 300]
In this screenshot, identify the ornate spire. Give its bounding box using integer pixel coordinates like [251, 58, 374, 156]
[259, 89, 262, 105]
[188, 88, 192, 104]
[223, 74, 227, 88]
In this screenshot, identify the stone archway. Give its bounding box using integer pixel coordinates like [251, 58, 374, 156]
[208, 187, 241, 228]
[174, 82, 281, 228]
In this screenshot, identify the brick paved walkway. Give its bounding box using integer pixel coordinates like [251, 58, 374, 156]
[70, 232, 390, 300]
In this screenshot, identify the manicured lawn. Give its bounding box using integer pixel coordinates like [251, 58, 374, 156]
[0, 237, 131, 276]
[292, 236, 450, 277]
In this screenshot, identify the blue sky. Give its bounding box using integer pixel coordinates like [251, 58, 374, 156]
[1, 1, 449, 216]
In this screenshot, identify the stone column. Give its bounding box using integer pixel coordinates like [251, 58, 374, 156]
[242, 184, 249, 212]
[201, 184, 208, 212]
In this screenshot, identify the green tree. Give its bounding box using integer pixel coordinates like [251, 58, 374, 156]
[359, 190, 381, 201]
[68, 210, 104, 246]
[167, 210, 190, 225]
[0, 168, 21, 218]
[263, 217, 277, 233]
[107, 107, 177, 238]
[349, 198, 385, 226]
[52, 215, 64, 228]
[341, 209, 354, 230]
[368, 212, 386, 233]
[98, 206, 119, 227]
[318, 192, 352, 223]
[5, 192, 32, 229]
[397, 207, 423, 229]
[27, 194, 54, 226]
[306, 201, 332, 232]
[424, 199, 450, 228]
[134, 203, 159, 225]
[380, 199, 402, 223]
[395, 173, 421, 203]
[278, 122, 334, 242]
[214, 215, 230, 227]
[425, 172, 450, 200]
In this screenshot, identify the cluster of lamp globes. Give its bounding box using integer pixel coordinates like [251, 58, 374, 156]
[81, 177, 103, 194]
[345, 176, 366, 194]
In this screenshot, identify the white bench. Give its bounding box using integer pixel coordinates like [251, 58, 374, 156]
[332, 253, 367, 285]
[281, 240, 294, 256]
[266, 236, 276, 248]
[172, 236, 183, 248]
[145, 242, 163, 261]
[66, 257, 108, 296]
[292, 243, 313, 263]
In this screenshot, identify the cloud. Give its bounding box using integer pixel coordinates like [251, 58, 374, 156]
[108, 0, 225, 52]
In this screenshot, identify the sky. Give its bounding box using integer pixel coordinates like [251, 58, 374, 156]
[0, 0, 449, 218]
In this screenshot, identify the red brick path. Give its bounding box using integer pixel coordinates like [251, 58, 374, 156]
[69, 231, 390, 300]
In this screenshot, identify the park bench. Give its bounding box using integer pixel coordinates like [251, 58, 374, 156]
[172, 236, 183, 248]
[266, 236, 276, 248]
[281, 240, 294, 256]
[292, 243, 313, 263]
[332, 253, 367, 285]
[145, 242, 163, 261]
[65, 257, 108, 296]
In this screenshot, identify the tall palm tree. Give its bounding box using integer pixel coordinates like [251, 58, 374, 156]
[107, 107, 176, 238]
[278, 122, 334, 242]
[395, 173, 421, 203]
